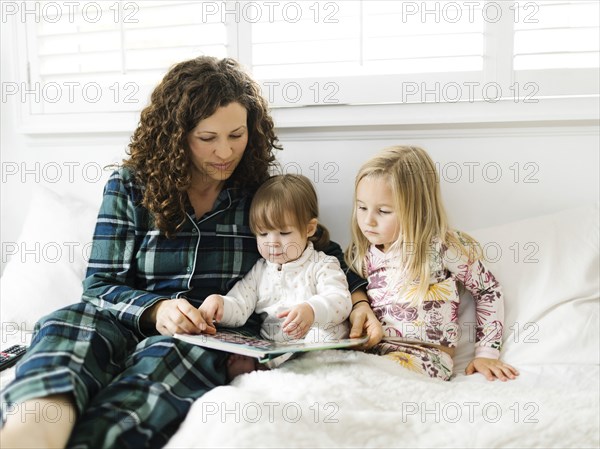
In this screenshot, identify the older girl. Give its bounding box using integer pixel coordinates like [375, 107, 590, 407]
[346, 146, 519, 382]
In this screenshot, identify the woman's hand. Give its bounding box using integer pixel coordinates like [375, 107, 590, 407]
[465, 357, 520, 381]
[142, 298, 216, 336]
[278, 303, 315, 339]
[349, 301, 383, 349]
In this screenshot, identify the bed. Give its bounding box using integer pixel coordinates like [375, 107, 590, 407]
[1, 185, 598, 448]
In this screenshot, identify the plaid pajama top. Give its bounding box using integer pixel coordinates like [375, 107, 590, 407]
[82, 168, 365, 336]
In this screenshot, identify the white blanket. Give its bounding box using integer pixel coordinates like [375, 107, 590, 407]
[166, 350, 599, 448]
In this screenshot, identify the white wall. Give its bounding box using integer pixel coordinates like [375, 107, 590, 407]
[278, 125, 599, 248]
[2, 116, 598, 274]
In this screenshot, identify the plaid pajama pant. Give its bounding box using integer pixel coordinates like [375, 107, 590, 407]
[0, 302, 258, 448]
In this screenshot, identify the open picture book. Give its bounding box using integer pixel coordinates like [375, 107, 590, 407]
[174, 329, 369, 363]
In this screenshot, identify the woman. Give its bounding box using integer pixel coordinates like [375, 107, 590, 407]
[0, 56, 381, 449]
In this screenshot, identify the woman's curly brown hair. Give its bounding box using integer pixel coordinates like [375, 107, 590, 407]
[123, 56, 281, 237]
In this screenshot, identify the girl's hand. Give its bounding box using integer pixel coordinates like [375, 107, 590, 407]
[278, 303, 315, 339]
[199, 294, 225, 330]
[349, 301, 383, 350]
[465, 357, 520, 381]
[144, 298, 216, 336]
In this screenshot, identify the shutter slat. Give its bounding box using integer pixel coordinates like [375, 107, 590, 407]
[252, 1, 485, 78]
[514, 1, 599, 69]
[34, 2, 227, 81]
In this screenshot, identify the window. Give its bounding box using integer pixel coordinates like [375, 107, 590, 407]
[513, 1, 599, 97]
[4, 0, 599, 132]
[24, 1, 228, 114]
[250, 1, 486, 106]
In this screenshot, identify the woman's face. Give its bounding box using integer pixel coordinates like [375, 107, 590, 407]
[187, 102, 249, 186]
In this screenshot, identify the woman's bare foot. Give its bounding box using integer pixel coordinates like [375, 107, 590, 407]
[0, 394, 76, 448]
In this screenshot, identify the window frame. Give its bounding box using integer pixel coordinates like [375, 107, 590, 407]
[5, 0, 599, 135]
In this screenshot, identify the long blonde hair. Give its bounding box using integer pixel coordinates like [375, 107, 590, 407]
[345, 145, 482, 304]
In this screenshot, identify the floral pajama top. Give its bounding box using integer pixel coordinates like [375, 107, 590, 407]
[365, 232, 504, 359]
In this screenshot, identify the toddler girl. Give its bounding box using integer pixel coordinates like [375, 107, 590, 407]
[201, 174, 353, 378]
[345, 146, 519, 381]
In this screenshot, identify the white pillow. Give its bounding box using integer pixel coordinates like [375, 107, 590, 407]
[0, 185, 100, 334]
[453, 204, 599, 373]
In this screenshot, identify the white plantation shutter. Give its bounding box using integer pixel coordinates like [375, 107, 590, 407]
[513, 0, 599, 97]
[514, 1, 599, 69]
[12, 0, 600, 131]
[250, 0, 487, 106]
[26, 1, 228, 114]
[252, 1, 485, 78]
